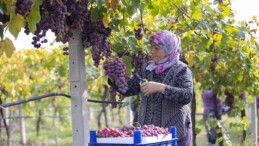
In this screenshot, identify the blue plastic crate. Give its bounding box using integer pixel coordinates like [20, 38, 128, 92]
[89, 126, 178, 146]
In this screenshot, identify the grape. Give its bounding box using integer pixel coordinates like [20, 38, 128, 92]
[17, 0, 112, 69]
[0, 13, 10, 23]
[96, 124, 169, 138]
[131, 51, 152, 72]
[134, 27, 143, 40]
[15, 0, 33, 17]
[104, 57, 128, 108]
[109, 87, 117, 108]
[104, 57, 128, 94]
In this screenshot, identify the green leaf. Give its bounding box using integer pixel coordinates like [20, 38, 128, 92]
[8, 13, 25, 38]
[190, 3, 202, 20]
[122, 55, 132, 74]
[112, 42, 125, 53]
[27, 0, 43, 33]
[91, 6, 107, 21]
[0, 2, 7, 12]
[96, 0, 106, 9]
[132, 0, 140, 13]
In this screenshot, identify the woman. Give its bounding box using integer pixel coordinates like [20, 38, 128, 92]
[109, 30, 193, 145]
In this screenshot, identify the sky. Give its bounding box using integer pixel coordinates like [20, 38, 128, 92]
[231, 0, 259, 21]
[5, 0, 259, 50]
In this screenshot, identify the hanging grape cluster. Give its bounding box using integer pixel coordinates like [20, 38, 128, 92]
[103, 57, 128, 108]
[15, 0, 111, 67]
[134, 27, 143, 40]
[15, 0, 33, 17]
[131, 51, 152, 71]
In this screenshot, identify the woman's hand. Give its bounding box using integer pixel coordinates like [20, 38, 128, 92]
[140, 81, 166, 96]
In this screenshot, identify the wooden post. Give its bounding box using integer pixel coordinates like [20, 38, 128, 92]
[251, 96, 257, 146]
[18, 103, 26, 145]
[69, 29, 89, 146]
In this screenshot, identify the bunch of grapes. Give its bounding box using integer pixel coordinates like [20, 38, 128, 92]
[134, 27, 143, 40]
[131, 51, 152, 71]
[109, 87, 117, 108]
[15, 0, 112, 68]
[104, 57, 128, 108]
[0, 13, 10, 24]
[96, 124, 169, 138]
[22, 0, 68, 48]
[15, 0, 33, 17]
[62, 47, 69, 55]
[82, 22, 112, 67]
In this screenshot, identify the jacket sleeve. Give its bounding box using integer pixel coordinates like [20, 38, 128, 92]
[163, 65, 193, 105]
[107, 74, 141, 96]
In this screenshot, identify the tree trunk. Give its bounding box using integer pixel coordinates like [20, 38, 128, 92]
[241, 109, 246, 144]
[36, 110, 42, 136]
[240, 93, 246, 144]
[0, 97, 11, 146]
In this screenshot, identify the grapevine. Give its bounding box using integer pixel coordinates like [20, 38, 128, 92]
[14, 0, 111, 67]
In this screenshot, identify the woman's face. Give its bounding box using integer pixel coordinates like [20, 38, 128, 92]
[150, 41, 166, 63]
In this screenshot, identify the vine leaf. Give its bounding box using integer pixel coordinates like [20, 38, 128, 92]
[102, 13, 110, 28]
[27, 0, 43, 33]
[8, 13, 25, 38]
[0, 0, 14, 6]
[91, 6, 106, 21]
[0, 38, 15, 57]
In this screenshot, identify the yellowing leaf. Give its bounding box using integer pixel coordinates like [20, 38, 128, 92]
[192, 10, 202, 20]
[215, 60, 226, 71]
[213, 33, 222, 41]
[247, 95, 254, 103]
[236, 73, 243, 82]
[108, 0, 119, 10]
[185, 50, 194, 67]
[222, 6, 230, 17]
[102, 14, 110, 28]
[1, 0, 14, 5]
[253, 70, 259, 77]
[8, 14, 25, 38]
[0, 38, 15, 57]
[95, 77, 103, 88]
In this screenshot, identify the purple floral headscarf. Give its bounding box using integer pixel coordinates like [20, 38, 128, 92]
[146, 30, 181, 74]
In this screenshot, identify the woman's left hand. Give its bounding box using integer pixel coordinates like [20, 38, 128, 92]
[141, 81, 166, 96]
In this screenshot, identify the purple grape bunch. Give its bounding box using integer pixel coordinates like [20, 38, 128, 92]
[131, 51, 152, 71]
[15, 0, 112, 66]
[109, 87, 118, 108]
[104, 57, 129, 108]
[134, 27, 143, 40]
[15, 0, 33, 17]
